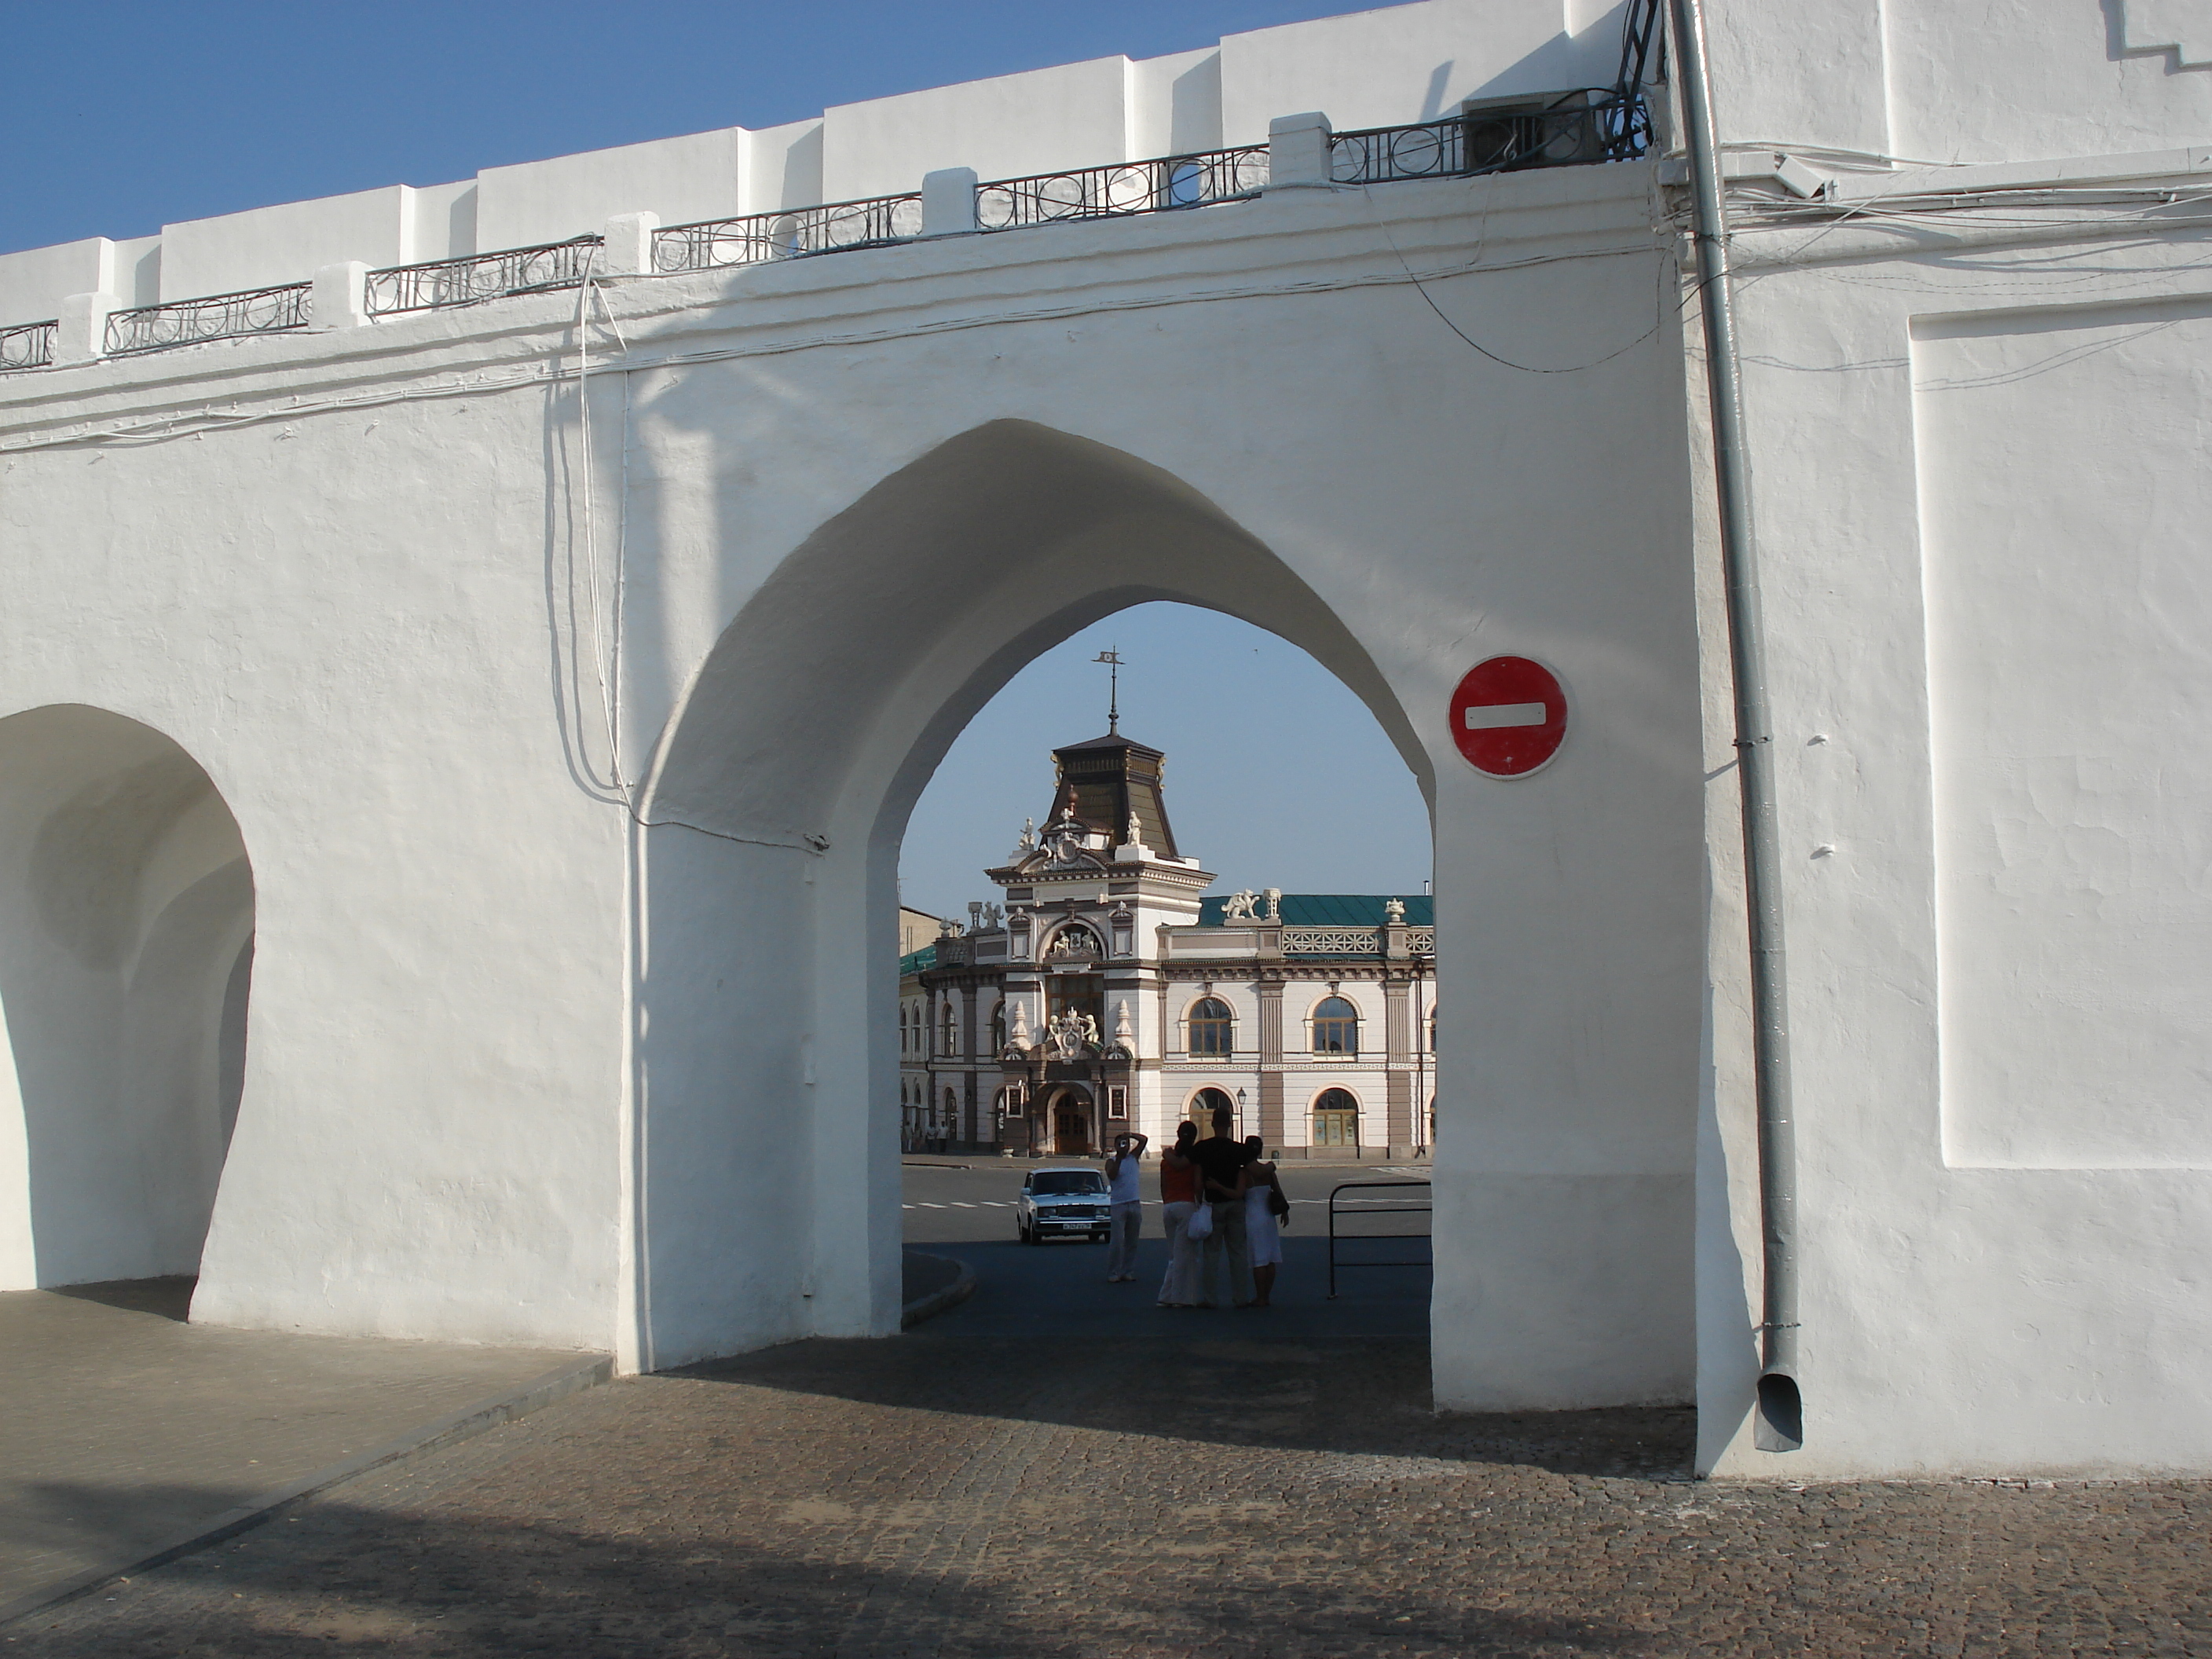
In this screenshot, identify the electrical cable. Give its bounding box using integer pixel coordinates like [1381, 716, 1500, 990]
[1358, 180, 1667, 372]
[0, 240, 1670, 457]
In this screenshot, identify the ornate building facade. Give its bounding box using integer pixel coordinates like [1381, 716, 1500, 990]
[901, 728, 1434, 1159]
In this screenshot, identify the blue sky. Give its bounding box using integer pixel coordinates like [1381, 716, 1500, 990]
[900, 606, 1431, 920]
[3, 2, 1434, 908]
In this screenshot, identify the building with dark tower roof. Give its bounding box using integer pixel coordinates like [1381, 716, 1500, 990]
[901, 726, 1433, 1160]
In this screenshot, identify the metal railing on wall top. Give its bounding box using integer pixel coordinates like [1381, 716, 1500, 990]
[975, 145, 1269, 231]
[104, 283, 311, 357]
[6, 107, 1649, 375]
[0, 319, 56, 372]
[654, 194, 924, 275]
[365, 236, 602, 317]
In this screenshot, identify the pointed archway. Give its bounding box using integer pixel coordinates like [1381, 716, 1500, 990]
[632, 420, 1428, 1370]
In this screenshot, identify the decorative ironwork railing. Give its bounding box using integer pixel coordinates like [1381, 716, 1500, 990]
[1407, 926, 1436, 954]
[654, 194, 925, 274]
[104, 284, 311, 357]
[976, 145, 1269, 232]
[364, 236, 602, 317]
[1329, 91, 1650, 185]
[0, 319, 56, 372]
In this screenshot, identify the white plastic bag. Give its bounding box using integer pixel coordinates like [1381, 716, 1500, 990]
[1185, 1203, 1214, 1242]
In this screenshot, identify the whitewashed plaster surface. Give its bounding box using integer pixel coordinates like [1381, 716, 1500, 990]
[2, 0, 2210, 1480]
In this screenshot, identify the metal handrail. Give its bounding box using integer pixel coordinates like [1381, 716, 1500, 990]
[104, 283, 311, 357]
[654, 194, 925, 273]
[976, 145, 1268, 231]
[0, 319, 56, 372]
[364, 236, 602, 317]
[1325, 1179, 1433, 1298]
[1329, 90, 1650, 185]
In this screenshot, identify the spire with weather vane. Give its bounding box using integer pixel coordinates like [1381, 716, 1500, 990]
[1093, 649, 1122, 735]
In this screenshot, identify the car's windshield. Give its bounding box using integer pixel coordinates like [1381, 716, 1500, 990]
[1032, 1172, 1106, 1196]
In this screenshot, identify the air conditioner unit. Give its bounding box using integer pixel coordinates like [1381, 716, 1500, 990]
[1456, 90, 1607, 172]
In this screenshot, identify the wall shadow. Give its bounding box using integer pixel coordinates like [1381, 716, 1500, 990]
[10, 1487, 1650, 1656]
[43, 1275, 195, 1323]
[672, 1324, 1694, 1481]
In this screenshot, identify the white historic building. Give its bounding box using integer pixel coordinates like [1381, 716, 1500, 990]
[900, 727, 1434, 1158]
[2, 0, 2211, 1479]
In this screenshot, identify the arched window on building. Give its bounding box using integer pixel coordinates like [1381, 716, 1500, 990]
[1311, 995, 1360, 1056]
[1190, 1086, 1236, 1130]
[1313, 1087, 1361, 1148]
[988, 1000, 1006, 1057]
[939, 999, 958, 1057]
[1186, 997, 1234, 1057]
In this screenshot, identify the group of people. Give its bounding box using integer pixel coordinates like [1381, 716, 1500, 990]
[1101, 1107, 1291, 1309]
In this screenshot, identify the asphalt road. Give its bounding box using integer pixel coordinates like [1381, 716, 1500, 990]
[900, 1157, 1432, 1340]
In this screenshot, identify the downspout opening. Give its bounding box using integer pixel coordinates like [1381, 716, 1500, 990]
[1755, 1371, 1804, 1452]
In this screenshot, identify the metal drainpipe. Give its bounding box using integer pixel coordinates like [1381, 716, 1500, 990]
[1664, 0, 1803, 1452]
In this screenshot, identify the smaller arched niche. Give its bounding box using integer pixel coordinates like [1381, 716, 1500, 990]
[0, 706, 255, 1291]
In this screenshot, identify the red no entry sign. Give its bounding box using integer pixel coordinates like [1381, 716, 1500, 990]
[1450, 656, 1567, 777]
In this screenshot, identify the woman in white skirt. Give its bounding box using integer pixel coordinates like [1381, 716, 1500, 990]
[1241, 1135, 1286, 1307]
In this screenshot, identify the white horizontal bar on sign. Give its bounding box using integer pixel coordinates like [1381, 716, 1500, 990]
[1462, 701, 1548, 731]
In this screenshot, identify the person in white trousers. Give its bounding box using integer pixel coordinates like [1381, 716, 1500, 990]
[1156, 1122, 1203, 1306]
[1103, 1130, 1148, 1281]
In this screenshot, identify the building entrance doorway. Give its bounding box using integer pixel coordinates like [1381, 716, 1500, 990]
[1049, 1088, 1093, 1155]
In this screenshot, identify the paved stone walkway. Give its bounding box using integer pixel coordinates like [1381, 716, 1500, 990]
[13, 1319, 2209, 1655]
[0, 1279, 581, 1612]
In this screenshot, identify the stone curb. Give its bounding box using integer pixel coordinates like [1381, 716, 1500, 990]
[900, 1252, 976, 1329]
[0, 1352, 613, 1631]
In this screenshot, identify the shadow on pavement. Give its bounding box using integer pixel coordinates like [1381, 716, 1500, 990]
[42, 1276, 195, 1322]
[9, 1489, 1650, 1657]
[678, 1236, 1694, 1480]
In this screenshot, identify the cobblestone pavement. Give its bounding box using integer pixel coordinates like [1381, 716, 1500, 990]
[0, 1278, 581, 1609]
[13, 1318, 2210, 1656]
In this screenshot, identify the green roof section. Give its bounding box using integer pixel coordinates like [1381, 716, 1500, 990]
[1196, 894, 1433, 927]
[898, 943, 938, 977]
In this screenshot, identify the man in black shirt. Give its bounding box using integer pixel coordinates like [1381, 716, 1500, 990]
[1190, 1105, 1254, 1307]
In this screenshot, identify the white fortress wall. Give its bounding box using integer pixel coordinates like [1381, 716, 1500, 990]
[822, 57, 1137, 202]
[1127, 49, 1224, 159]
[1218, 0, 1628, 141]
[159, 185, 416, 303]
[0, 240, 113, 333]
[474, 127, 745, 254]
[742, 119, 826, 214]
[1702, 0, 2212, 165]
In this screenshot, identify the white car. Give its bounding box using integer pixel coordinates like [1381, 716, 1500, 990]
[1016, 1166, 1111, 1244]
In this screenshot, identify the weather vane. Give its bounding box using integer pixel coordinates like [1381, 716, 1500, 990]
[1093, 649, 1123, 734]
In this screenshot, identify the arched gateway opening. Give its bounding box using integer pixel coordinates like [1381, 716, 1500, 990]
[635, 420, 1434, 1372]
[0, 706, 255, 1295]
